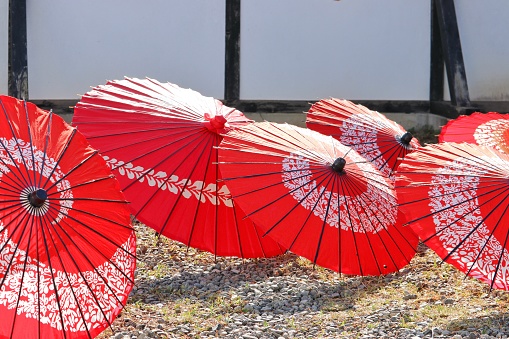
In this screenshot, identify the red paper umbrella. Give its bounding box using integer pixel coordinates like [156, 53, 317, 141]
[73, 77, 285, 258]
[396, 142, 509, 290]
[306, 98, 420, 178]
[438, 112, 509, 154]
[0, 96, 136, 338]
[217, 121, 418, 275]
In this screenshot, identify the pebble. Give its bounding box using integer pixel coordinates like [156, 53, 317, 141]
[107, 223, 505, 339]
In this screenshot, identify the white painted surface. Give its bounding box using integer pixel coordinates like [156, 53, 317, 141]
[26, 0, 225, 100]
[0, 0, 8, 95]
[19, 1, 509, 103]
[240, 0, 431, 101]
[455, 1, 509, 101]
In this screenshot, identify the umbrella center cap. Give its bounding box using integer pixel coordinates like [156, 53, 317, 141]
[28, 189, 47, 208]
[399, 132, 413, 145]
[331, 157, 346, 173]
[204, 113, 228, 132]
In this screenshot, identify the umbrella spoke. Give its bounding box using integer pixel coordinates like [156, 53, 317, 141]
[441, 186, 509, 262]
[42, 211, 133, 327]
[44, 202, 135, 260]
[121, 129, 209, 191]
[8, 214, 37, 338]
[44, 150, 99, 191]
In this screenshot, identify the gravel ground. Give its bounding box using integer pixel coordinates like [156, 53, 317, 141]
[99, 222, 509, 339]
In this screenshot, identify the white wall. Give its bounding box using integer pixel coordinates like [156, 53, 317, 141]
[240, 0, 431, 101]
[455, 1, 509, 101]
[26, 0, 226, 100]
[0, 0, 8, 95]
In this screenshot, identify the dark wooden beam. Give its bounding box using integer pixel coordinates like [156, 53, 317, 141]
[430, 0, 444, 102]
[224, 0, 241, 103]
[225, 100, 430, 114]
[8, 0, 28, 99]
[433, 0, 470, 108]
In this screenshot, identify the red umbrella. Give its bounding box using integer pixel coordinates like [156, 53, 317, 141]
[396, 142, 509, 290]
[73, 77, 285, 258]
[439, 112, 509, 154]
[306, 98, 420, 179]
[0, 96, 136, 338]
[217, 121, 418, 275]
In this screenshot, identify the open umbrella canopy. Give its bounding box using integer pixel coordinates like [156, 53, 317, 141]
[217, 121, 418, 276]
[73, 77, 285, 258]
[0, 96, 136, 338]
[439, 112, 509, 154]
[396, 142, 509, 290]
[306, 98, 420, 179]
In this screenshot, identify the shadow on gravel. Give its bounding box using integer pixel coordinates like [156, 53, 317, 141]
[130, 249, 421, 316]
[445, 312, 509, 337]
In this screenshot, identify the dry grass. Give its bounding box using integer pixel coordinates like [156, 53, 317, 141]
[97, 225, 509, 338]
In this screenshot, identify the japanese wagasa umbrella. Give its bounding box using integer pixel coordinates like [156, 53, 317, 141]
[0, 96, 136, 338]
[217, 122, 418, 276]
[396, 142, 509, 290]
[73, 77, 285, 258]
[439, 112, 509, 154]
[306, 99, 420, 179]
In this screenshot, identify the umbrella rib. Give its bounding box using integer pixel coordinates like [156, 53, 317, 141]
[47, 207, 136, 284]
[345, 174, 414, 269]
[23, 100, 37, 187]
[155, 135, 216, 238]
[406, 183, 508, 227]
[54, 175, 117, 194]
[311, 173, 337, 267]
[43, 202, 136, 260]
[43, 211, 133, 331]
[487, 199, 509, 291]
[0, 138, 31, 192]
[399, 180, 506, 205]
[38, 213, 69, 337]
[441, 186, 509, 263]
[40, 215, 116, 335]
[40, 128, 78, 189]
[40, 214, 93, 338]
[335, 173, 342, 275]
[0, 205, 32, 281]
[253, 169, 331, 236]
[342, 175, 387, 275]
[119, 129, 209, 192]
[230, 199, 246, 258]
[44, 150, 100, 191]
[337, 170, 364, 275]
[285, 170, 335, 254]
[262, 169, 333, 238]
[184, 135, 217, 250]
[91, 125, 202, 154]
[7, 213, 38, 338]
[37, 109, 53, 188]
[0, 99, 31, 189]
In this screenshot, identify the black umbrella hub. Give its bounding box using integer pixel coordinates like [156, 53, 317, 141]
[204, 113, 228, 133]
[399, 132, 413, 146]
[28, 188, 47, 208]
[331, 157, 346, 173]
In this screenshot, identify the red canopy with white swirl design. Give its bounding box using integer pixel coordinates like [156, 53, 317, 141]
[396, 142, 509, 290]
[218, 122, 418, 276]
[439, 112, 509, 154]
[306, 99, 420, 179]
[73, 78, 285, 258]
[0, 96, 136, 338]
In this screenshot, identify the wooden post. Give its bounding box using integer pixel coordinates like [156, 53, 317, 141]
[433, 0, 471, 108]
[224, 0, 240, 103]
[8, 0, 28, 99]
[429, 0, 444, 103]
